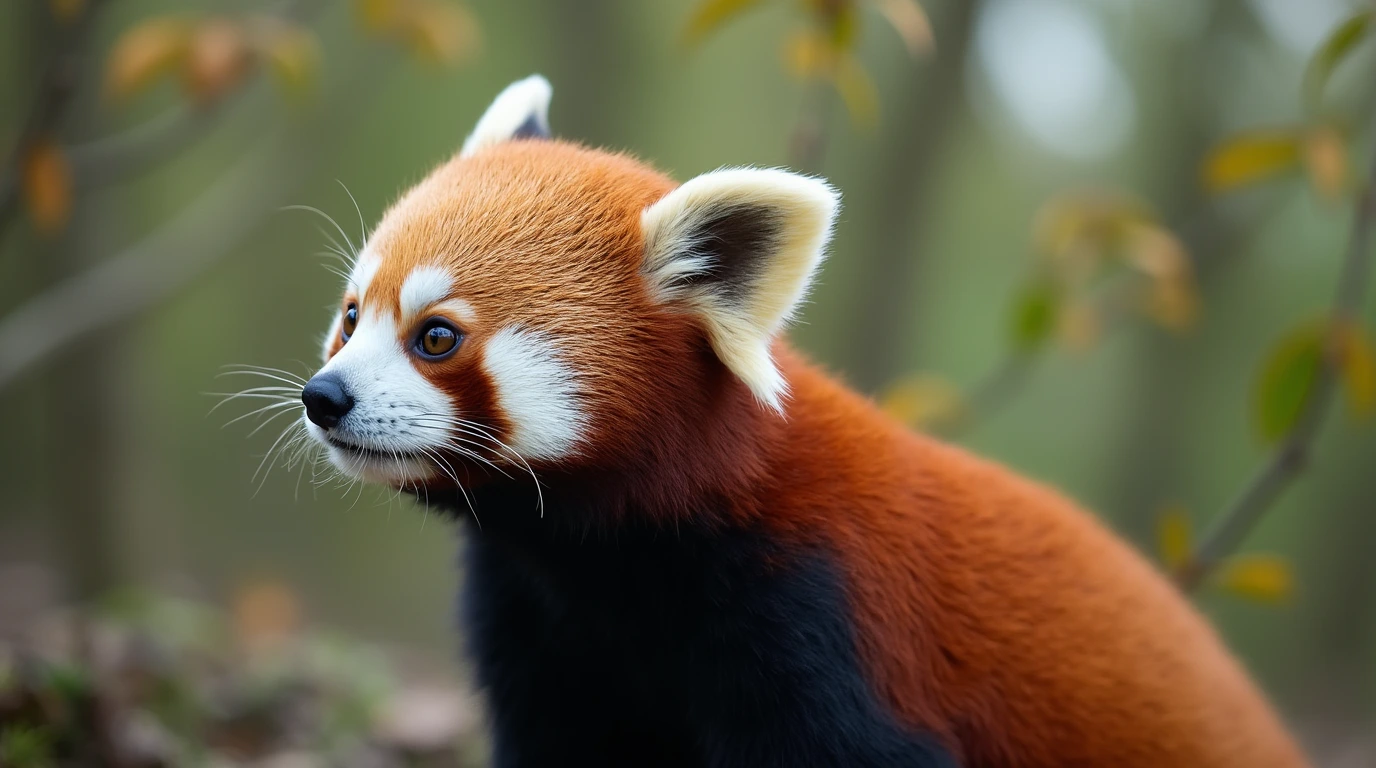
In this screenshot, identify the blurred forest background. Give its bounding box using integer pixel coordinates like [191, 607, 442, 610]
[1, 0, 1375, 764]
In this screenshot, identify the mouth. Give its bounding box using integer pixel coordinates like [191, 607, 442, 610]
[325, 435, 426, 463]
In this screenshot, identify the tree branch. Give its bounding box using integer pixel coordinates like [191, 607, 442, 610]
[1174, 111, 1376, 592]
[0, 134, 299, 390]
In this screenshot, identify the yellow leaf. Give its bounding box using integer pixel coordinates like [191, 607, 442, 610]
[833, 52, 878, 127]
[356, 0, 399, 30]
[1156, 506, 1191, 569]
[1218, 554, 1293, 605]
[403, 2, 480, 65]
[1032, 189, 1153, 262]
[1202, 131, 1303, 194]
[50, 0, 84, 22]
[1334, 320, 1376, 418]
[183, 18, 253, 105]
[682, 0, 768, 47]
[873, 0, 933, 57]
[251, 17, 321, 98]
[879, 374, 964, 430]
[1126, 224, 1197, 331]
[1304, 124, 1350, 202]
[1254, 321, 1325, 442]
[21, 138, 71, 234]
[1125, 223, 1189, 282]
[104, 16, 192, 101]
[784, 28, 833, 79]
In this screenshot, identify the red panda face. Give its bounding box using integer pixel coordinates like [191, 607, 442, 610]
[300, 76, 839, 491]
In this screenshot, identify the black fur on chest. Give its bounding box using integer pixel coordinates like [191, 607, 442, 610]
[430, 486, 957, 768]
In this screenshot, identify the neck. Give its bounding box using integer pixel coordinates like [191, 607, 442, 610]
[424, 349, 800, 538]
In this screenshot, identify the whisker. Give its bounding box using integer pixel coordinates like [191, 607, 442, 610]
[217, 368, 310, 388]
[247, 406, 305, 438]
[221, 400, 301, 429]
[410, 412, 544, 518]
[253, 419, 305, 494]
[220, 363, 310, 381]
[337, 179, 370, 249]
[282, 204, 358, 263]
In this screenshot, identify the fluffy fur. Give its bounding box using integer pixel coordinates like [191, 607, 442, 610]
[298, 77, 1311, 767]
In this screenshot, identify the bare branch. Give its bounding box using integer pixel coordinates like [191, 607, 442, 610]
[1174, 111, 1376, 592]
[0, 134, 300, 390]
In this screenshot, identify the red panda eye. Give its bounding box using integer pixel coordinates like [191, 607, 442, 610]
[417, 320, 460, 359]
[341, 303, 358, 342]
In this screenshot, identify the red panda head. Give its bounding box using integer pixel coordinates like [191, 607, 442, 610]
[300, 76, 839, 495]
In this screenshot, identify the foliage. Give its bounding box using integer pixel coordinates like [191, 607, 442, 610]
[683, 0, 932, 125]
[17, 0, 479, 240]
[1156, 507, 1293, 605]
[0, 592, 483, 766]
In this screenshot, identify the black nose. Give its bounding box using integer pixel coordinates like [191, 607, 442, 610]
[301, 373, 354, 429]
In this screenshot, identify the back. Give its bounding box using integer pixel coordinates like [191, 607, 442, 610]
[768, 349, 1308, 767]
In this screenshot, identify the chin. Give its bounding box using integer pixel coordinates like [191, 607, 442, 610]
[325, 446, 436, 485]
[305, 421, 438, 486]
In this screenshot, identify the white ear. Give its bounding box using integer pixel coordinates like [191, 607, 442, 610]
[460, 75, 553, 158]
[641, 168, 840, 412]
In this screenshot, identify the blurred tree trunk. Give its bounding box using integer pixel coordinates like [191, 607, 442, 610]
[842, 0, 981, 393]
[9, 3, 127, 606]
[41, 194, 125, 605]
[547, 0, 632, 148]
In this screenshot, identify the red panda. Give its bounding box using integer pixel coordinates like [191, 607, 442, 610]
[290, 76, 1310, 767]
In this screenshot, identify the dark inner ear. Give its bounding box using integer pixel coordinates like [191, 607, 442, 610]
[680, 204, 783, 302]
[511, 113, 551, 141]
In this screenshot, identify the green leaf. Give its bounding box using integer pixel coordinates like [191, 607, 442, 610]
[1202, 131, 1303, 194]
[1304, 11, 1372, 116]
[1254, 322, 1325, 441]
[1010, 280, 1058, 351]
[682, 0, 768, 47]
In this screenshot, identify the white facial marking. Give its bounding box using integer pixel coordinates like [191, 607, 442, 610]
[349, 250, 382, 302]
[308, 306, 456, 484]
[399, 265, 454, 322]
[433, 299, 477, 325]
[483, 327, 586, 460]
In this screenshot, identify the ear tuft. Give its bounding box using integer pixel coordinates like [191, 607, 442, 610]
[641, 168, 840, 412]
[461, 75, 553, 158]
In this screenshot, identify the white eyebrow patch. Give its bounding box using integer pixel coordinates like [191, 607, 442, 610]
[399, 265, 454, 321]
[483, 327, 586, 460]
[432, 298, 476, 324]
[349, 250, 382, 301]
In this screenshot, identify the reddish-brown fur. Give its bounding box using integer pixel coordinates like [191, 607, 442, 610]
[352, 140, 1309, 766]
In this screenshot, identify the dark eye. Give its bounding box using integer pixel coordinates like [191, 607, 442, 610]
[340, 303, 358, 342]
[416, 319, 461, 359]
